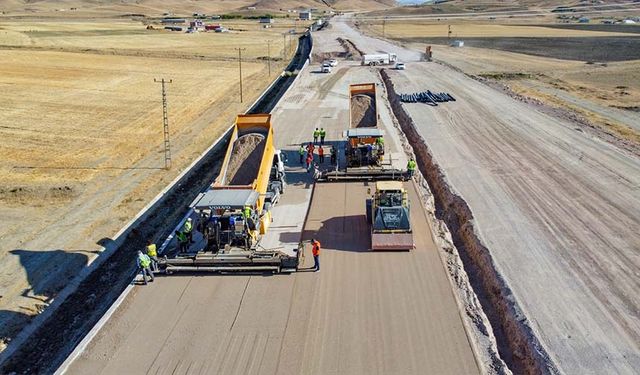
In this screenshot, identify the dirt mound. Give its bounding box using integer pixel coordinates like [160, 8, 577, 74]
[224, 133, 266, 185]
[313, 51, 345, 62]
[337, 37, 363, 60]
[351, 93, 376, 128]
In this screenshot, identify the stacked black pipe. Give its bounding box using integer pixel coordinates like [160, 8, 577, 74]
[398, 91, 456, 106]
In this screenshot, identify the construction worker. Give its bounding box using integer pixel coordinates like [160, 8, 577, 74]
[299, 144, 305, 164]
[311, 238, 321, 272]
[146, 239, 158, 272]
[330, 146, 337, 165]
[407, 157, 417, 178]
[137, 250, 154, 284]
[320, 128, 326, 145]
[306, 153, 313, 172]
[318, 146, 324, 163]
[183, 217, 194, 244]
[243, 205, 252, 220]
[375, 136, 384, 151]
[176, 230, 189, 253]
[313, 128, 320, 144]
[307, 142, 315, 155]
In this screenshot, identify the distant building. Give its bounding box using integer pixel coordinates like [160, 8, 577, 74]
[161, 18, 186, 24]
[450, 40, 464, 47]
[259, 17, 274, 24]
[299, 10, 312, 20]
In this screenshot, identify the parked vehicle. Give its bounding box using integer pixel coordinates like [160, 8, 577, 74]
[361, 53, 398, 66]
[395, 62, 406, 70]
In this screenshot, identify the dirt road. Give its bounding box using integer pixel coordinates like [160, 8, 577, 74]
[330, 16, 640, 375]
[64, 35, 479, 374]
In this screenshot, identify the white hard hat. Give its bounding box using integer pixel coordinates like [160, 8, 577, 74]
[187, 218, 192, 221]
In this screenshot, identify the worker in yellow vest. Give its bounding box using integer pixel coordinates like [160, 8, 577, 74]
[136, 250, 154, 284]
[176, 230, 189, 253]
[407, 157, 417, 178]
[319, 128, 326, 145]
[313, 128, 320, 144]
[183, 217, 194, 244]
[146, 239, 158, 272]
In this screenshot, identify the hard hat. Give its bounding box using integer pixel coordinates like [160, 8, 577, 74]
[187, 218, 192, 222]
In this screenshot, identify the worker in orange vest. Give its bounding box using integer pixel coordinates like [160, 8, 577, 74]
[311, 238, 321, 272]
[318, 146, 324, 163]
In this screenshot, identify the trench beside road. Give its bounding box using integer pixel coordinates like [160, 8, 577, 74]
[0, 33, 312, 375]
[380, 69, 556, 375]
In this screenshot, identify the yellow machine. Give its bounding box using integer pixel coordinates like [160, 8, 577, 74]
[366, 181, 414, 251]
[160, 114, 299, 273]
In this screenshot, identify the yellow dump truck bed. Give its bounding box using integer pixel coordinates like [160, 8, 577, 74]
[214, 114, 275, 214]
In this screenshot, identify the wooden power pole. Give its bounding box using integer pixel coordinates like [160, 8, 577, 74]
[154, 78, 172, 170]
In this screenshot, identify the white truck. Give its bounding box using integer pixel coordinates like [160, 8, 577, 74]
[361, 53, 398, 66]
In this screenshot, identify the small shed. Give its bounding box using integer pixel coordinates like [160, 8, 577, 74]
[578, 17, 590, 23]
[259, 17, 274, 24]
[450, 40, 464, 47]
[299, 10, 312, 20]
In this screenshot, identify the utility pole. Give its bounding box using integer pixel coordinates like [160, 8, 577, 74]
[283, 33, 287, 57]
[448, 25, 452, 41]
[383, 17, 386, 37]
[154, 78, 172, 170]
[235, 47, 246, 103]
[267, 40, 271, 76]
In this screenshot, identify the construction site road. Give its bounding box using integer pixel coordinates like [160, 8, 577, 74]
[324, 15, 640, 375]
[64, 34, 480, 374]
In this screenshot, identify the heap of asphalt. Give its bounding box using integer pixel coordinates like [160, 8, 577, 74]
[0, 32, 312, 375]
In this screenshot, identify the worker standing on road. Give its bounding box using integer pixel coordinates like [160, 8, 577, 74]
[299, 144, 305, 164]
[318, 146, 324, 163]
[306, 153, 313, 172]
[307, 142, 315, 156]
[407, 157, 417, 178]
[311, 238, 321, 272]
[146, 239, 158, 272]
[183, 217, 194, 244]
[313, 128, 320, 144]
[330, 146, 336, 165]
[176, 230, 189, 253]
[137, 250, 154, 284]
[320, 128, 326, 145]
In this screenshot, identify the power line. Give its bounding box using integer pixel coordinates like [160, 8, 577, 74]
[154, 78, 172, 170]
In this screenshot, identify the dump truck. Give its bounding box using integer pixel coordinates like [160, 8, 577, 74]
[158, 114, 300, 273]
[366, 181, 414, 250]
[361, 53, 398, 66]
[346, 83, 383, 167]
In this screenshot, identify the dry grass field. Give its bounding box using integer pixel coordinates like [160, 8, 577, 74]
[366, 22, 639, 38]
[361, 19, 640, 146]
[0, 16, 298, 350]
